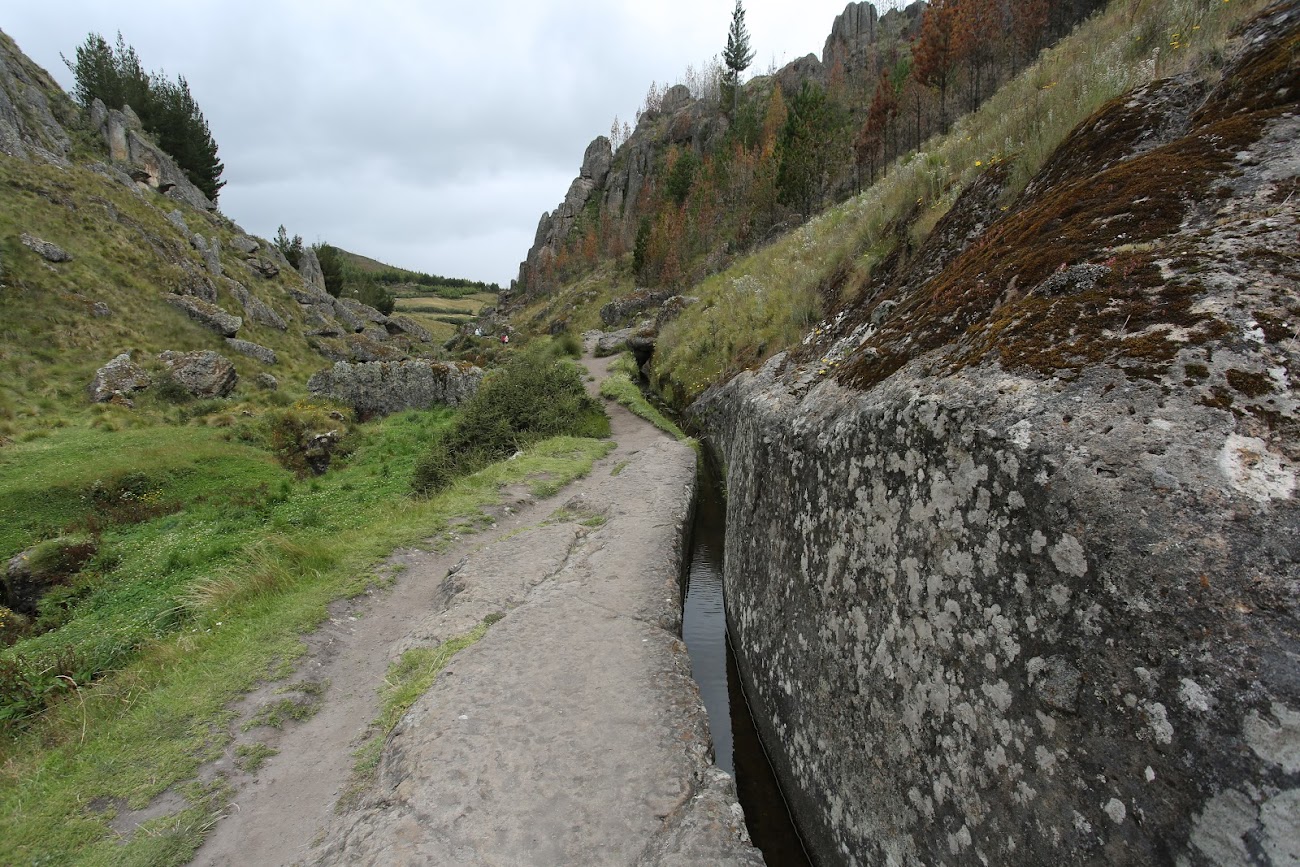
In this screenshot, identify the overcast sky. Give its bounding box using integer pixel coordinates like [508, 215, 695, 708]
[5, 1, 904, 286]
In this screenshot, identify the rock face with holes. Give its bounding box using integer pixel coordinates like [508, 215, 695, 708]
[692, 8, 1300, 866]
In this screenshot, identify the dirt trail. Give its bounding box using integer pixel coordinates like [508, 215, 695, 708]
[192, 349, 761, 866]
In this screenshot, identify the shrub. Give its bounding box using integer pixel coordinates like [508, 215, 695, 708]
[262, 401, 352, 476]
[412, 349, 609, 495]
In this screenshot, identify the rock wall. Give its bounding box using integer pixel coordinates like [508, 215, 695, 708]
[696, 357, 1298, 866]
[691, 7, 1299, 865]
[307, 360, 483, 417]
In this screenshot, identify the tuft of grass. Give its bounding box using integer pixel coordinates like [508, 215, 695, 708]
[341, 618, 494, 807]
[234, 742, 278, 773]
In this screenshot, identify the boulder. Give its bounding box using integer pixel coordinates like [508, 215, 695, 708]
[177, 262, 218, 303]
[88, 353, 151, 403]
[4, 537, 97, 617]
[158, 349, 238, 398]
[385, 314, 432, 343]
[307, 360, 482, 417]
[254, 372, 279, 391]
[225, 338, 277, 365]
[656, 295, 698, 328]
[19, 232, 71, 262]
[224, 279, 288, 331]
[164, 293, 241, 337]
[600, 289, 675, 326]
[336, 297, 388, 326]
[246, 257, 280, 279]
[298, 246, 327, 293]
[345, 333, 403, 363]
[230, 235, 259, 255]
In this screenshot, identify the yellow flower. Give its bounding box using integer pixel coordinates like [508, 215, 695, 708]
[975, 160, 983, 167]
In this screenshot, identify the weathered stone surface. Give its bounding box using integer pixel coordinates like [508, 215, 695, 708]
[600, 289, 674, 326]
[344, 333, 402, 363]
[224, 338, 277, 365]
[297, 246, 326, 293]
[203, 235, 222, 277]
[307, 360, 482, 416]
[96, 105, 215, 211]
[164, 293, 241, 337]
[19, 232, 70, 262]
[224, 278, 288, 331]
[254, 372, 278, 390]
[690, 15, 1300, 865]
[384, 314, 432, 343]
[88, 352, 151, 403]
[246, 257, 280, 279]
[336, 297, 387, 326]
[656, 294, 698, 328]
[158, 349, 237, 397]
[230, 235, 259, 255]
[177, 261, 217, 303]
[0, 30, 74, 165]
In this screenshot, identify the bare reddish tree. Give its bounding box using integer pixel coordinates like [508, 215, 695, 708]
[913, 0, 960, 130]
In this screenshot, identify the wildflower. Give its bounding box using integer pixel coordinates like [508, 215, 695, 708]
[975, 160, 983, 167]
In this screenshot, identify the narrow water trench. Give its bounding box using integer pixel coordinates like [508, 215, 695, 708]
[681, 456, 812, 867]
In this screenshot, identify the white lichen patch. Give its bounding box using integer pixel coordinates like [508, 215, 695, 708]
[1104, 798, 1127, 825]
[1049, 534, 1088, 577]
[1179, 678, 1212, 714]
[1142, 701, 1174, 745]
[1217, 434, 1296, 502]
[1243, 703, 1300, 774]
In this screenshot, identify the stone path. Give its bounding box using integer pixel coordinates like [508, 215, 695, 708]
[192, 350, 763, 866]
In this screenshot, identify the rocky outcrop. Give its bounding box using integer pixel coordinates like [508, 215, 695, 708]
[254, 372, 278, 391]
[224, 278, 289, 331]
[224, 338, 277, 365]
[690, 9, 1300, 865]
[4, 537, 97, 617]
[822, 2, 924, 75]
[385, 314, 432, 343]
[0, 29, 74, 165]
[164, 293, 242, 337]
[515, 135, 612, 295]
[158, 349, 237, 397]
[298, 246, 326, 293]
[93, 100, 215, 212]
[19, 232, 71, 262]
[88, 353, 152, 403]
[307, 360, 482, 416]
[600, 289, 675, 326]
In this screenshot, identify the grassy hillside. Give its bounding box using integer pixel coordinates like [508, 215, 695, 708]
[509, 0, 1268, 408]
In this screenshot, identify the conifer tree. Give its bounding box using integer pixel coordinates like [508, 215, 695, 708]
[723, 0, 755, 113]
[64, 32, 225, 201]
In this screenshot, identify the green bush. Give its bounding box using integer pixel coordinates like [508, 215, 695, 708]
[413, 349, 609, 495]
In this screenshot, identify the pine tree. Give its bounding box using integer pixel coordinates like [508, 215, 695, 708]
[723, 0, 756, 113]
[913, 0, 960, 130]
[64, 32, 225, 202]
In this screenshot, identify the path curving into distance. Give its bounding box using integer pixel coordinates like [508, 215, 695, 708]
[192, 347, 762, 866]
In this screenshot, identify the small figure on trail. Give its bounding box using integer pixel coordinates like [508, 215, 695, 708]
[500, 333, 509, 344]
[474, 327, 482, 337]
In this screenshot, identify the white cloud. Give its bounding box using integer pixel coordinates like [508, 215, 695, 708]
[3, 0, 902, 284]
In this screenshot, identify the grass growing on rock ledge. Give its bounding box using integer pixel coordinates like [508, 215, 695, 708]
[599, 353, 691, 444]
[648, 0, 1267, 407]
[0, 407, 611, 866]
[342, 614, 501, 807]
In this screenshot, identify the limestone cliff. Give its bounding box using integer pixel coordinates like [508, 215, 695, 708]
[693, 5, 1299, 865]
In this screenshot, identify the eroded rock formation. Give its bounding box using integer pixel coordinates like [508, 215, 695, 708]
[307, 360, 483, 416]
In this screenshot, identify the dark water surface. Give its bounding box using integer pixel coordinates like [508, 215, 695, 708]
[682, 459, 812, 867]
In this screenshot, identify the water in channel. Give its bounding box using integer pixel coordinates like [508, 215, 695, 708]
[681, 458, 812, 867]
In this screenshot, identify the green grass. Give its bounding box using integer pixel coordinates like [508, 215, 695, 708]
[646, 0, 1267, 406]
[0, 406, 612, 865]
[599, 354, 691, 443]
